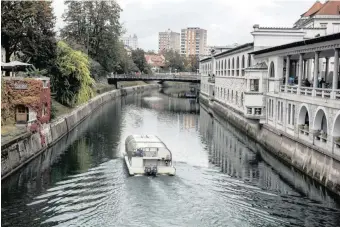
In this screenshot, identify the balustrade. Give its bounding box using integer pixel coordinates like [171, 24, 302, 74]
[280, 85, 339, 99]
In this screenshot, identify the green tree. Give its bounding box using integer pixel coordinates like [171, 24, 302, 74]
[1, 1, 57, 73]
[61, 1, 122, 74]
[53, 41, 94, 107]
[116, 43, 139, 74]
[163, 50, 186, 72]
[131, 48, 151, 74]
[184, 55, 199, 72]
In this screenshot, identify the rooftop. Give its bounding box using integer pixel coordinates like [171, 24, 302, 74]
[250, 32, 340, 55]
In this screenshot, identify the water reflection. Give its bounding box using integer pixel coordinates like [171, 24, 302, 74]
[1, 89, 340, 227]
[199, 106, 340, 226]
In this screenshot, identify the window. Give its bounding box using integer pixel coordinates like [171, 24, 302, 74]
[247, 108, 252, 114]
[255, 108, 261, 115]
[287, 103, 296, 126]
[288, 104, 291, 124]
[269, 62, 275, 78]
[250, 79, 259, 91]
[277, 101, 284, 123]
[17, 105, 26, 113]
[268, 99, 274, 119]
[43, 103, 48, 116]
[43, 80, 48, 88]
[320, 23, 327, 28]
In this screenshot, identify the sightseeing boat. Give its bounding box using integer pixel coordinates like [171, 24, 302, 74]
[124, 135, 176, 176]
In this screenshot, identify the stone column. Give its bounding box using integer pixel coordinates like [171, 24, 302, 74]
[313, 51, 320, 95]
[303, 60, 307, 80]
[298, 53, 304, 94]
[331, 48, 339, 99]
[333, 48, 339, 90]
[285, 55, 290, 92]
[325, 57, 329, 81]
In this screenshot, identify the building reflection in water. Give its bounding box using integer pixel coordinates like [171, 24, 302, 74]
[199, 107, 340, 207]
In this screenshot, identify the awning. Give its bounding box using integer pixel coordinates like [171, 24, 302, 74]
[1, 61, 32, 70]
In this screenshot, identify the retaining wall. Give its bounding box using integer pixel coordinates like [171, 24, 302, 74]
[200, 93, 340, 196]
[1, 84, 159, 179]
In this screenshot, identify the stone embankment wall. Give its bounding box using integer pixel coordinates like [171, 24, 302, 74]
[200, 93, 340, 196]
[1, 84, 159, 179]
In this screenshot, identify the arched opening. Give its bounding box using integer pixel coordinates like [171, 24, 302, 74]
[228, 59, 231, 76]
[298, 106, 309, 126]
[241, 93, 244, 106]
[241, 55, 245, 76]
[333, 113, 340, 147]
[269, 62, 275, 78]
[314, 109, 328, 142]
[15, 105, 28, 124]
[224, 59, 227, 75]
[298, 106, 310, 135]
[236, 57, 240, 76]
[248, 54, 251, 67]
[235, 91, 238, 105]
[232, 58, 235, 76]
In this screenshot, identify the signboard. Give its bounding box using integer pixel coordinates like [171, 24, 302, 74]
[14, 82, 28, 90]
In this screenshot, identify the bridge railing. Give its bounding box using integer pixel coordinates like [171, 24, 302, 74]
[107, 73, 200, 81]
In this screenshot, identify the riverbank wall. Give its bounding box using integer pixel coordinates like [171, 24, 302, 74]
[199, 93, 340, 196]
[1, 84, 160, 180]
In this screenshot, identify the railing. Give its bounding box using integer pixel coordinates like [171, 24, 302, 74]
[208, 77, 215, 83]
[315, 88, 332, 98]
[286, 85, 298, 94]
[335, 90, 340, 100]
[280, 85, 339, 99]
[107, 73, 200, 81]
[299, 87, 313, 96]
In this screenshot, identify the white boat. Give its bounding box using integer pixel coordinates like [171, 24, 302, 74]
[124, 135, 176, 176]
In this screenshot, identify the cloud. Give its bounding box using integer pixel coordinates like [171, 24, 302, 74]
[53, 0, 315, 50]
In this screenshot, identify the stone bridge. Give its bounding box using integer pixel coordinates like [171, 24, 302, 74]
[107, 73, 201, 87]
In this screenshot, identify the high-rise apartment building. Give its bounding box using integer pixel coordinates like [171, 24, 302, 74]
[158, 29, 180, 53]
[180, 27, 207, 57]
[121, 34, 138, 50]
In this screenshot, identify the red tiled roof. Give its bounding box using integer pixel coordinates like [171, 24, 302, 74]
[302, 1, 323, 17]
[315, 0, 340, 15]
[144, 54, 165, 67]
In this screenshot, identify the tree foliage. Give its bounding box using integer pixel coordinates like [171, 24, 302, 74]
[53, 41, 94, 107]
[111, 42, 138, 74]
[185, 55, 200, 72]
[163, 50, 186, 72]
[61, 1, 123, 73]
[131, 48, 151, 74]
[1, 1, 57, 73]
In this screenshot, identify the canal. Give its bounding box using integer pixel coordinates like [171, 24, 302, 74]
[2, 87, 340, 227]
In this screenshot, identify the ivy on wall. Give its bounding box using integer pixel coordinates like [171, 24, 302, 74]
[1, 79, 51, 145]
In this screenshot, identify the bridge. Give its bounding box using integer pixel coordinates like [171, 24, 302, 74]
[107, 73, 200, 87]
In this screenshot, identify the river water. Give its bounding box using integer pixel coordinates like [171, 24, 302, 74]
[2, 87, 340, 227]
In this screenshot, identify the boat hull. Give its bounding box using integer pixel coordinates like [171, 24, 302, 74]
[124, 156, 176, 176]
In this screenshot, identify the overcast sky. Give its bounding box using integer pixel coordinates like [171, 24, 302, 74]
[52, 0, 317, 51]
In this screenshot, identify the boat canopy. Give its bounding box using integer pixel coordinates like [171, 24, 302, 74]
[125, 135, 172, 159]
